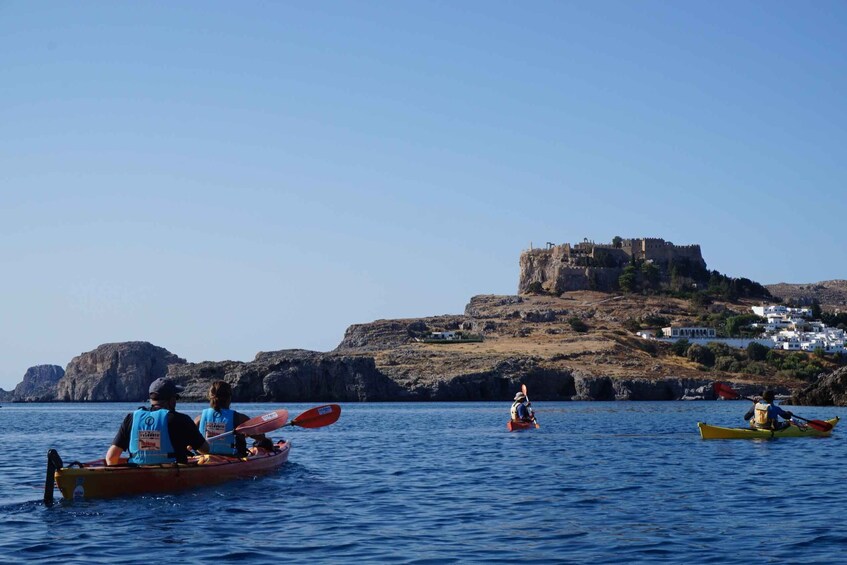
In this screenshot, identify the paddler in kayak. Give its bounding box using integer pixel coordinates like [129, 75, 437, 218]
[743, 389, 794, 431]
[510, 391, 535, 426]
[195, 380, 275, 456]
[106, 378, 210, 465]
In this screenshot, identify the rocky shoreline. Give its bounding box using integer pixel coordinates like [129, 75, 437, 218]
[0, 340, 769, 403]
[3, 286, 846, 405]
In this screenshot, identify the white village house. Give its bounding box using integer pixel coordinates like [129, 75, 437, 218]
[640, 304, 845, 353]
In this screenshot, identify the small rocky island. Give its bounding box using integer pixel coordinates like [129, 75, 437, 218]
[3, 237, 846, 404]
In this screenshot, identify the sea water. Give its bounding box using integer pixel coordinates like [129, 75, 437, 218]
[1, 401, 845, 564]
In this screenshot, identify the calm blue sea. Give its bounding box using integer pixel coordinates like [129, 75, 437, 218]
[1, 401, 845, 564]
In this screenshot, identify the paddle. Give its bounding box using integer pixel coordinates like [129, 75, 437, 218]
[282, 404, 342, 429]
[521, 384, 540, 429]
[713, 382, 832, 432]
[206, 404, 342, 442]
[206, 408, 290, 441]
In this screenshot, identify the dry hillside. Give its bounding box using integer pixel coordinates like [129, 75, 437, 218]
[342, 290, 834, 393]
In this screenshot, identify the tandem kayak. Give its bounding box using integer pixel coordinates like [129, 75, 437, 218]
[507, 419, 538, 432]
[46, 441, 290, 501]
[697, 418, 839, 440]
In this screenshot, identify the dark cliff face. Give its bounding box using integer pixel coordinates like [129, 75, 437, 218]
[791, 367, 847, 406]
[7, 343, 773, 403]
[56, 342, 186, 401]
[168, 350, 408, 402]
[11, 365, 65, 401]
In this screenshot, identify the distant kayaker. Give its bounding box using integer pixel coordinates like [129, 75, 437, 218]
[105, 377, 210, 466]
[194, 380, 274, 456]
[745, 390, 794, 431]
[511, 391, 535, 424]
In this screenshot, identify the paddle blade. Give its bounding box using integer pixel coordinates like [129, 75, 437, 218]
[805, 419, 833, 432]
[713, 382, 740, 400]
[290, 404, 341, 429]
[236, 409, 289, 436]
[521, 384, 528, 397]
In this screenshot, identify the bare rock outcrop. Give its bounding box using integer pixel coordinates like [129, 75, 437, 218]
[12, 364, 65, 401]
[766, 280, 847, 311]
[790, 366, 847, 406]
[336, 316, 467, 352]
[56, 342, 186, 401]
[167, 349, 407, 402]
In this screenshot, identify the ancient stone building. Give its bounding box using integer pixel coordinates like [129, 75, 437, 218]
[518, 237, 706, 294]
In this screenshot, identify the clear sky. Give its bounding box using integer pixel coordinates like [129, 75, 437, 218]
[2, 2, 846, 390]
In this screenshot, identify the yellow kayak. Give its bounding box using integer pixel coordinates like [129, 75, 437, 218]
[698, 417, 839, 440]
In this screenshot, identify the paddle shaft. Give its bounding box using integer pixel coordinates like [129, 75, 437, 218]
[209, 404, 341, 441]
[521, 384, 539, 428]
[206, 408, 289, 441]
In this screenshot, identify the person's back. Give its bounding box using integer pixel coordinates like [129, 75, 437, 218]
[198, 406, 239, 455]
[749, 390, 793, 431]
[195, 381, 274, 457]
[510, 392, 533, 422]
[106, 378, 209, 465]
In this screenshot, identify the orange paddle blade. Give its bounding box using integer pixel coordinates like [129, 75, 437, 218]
[289, 404, 341, 429]
[236, 408, 289, 435]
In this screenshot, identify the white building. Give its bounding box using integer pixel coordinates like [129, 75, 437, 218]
[662, 326, 716, 338]
[755, 304, 846, 354]
[751, 305, 812, 318]
[771, 328, 846, 353]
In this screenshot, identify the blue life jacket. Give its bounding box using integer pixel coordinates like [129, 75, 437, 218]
[199, 408, 237, 455]
[128, 407, 175, 464]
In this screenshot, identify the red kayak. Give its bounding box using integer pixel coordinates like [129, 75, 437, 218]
[507, 419, 538, 432]
[50, 441, 291, 501]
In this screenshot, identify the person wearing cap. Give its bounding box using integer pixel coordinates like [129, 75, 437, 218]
[510, 391, 535, 424]
[194, 380, 274, 456]
[105, 377, 210, 465]
[745, 389, 794, 431]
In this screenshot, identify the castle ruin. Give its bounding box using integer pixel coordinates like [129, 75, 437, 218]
[519, 237, 707, 294]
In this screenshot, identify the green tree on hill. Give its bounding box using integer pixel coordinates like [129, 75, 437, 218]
[746, 342, 769, 361]
[568, 317, 589, 332]
[641, 261, 660, 291]
[618, 264, 638, 293]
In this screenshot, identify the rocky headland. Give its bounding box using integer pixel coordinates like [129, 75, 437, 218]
[5, 237, 847, 405]
[3, 289, 838, 404]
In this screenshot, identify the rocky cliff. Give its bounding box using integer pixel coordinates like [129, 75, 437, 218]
[790, 366, 847, 406]
[518, 237, 707, 294]
[12, 364, 65, 401]
[56, 342, 186, 401]
[167, 349, 408, 402]
[8, 286, 843, 403]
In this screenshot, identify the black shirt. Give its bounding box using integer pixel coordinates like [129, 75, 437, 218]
[113, 406, 207, 463]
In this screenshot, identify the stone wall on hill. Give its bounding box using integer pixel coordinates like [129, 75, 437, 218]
[519, 237, 706, 294]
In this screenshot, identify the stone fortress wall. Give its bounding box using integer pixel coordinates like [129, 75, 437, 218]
[519, 237, 706, 294]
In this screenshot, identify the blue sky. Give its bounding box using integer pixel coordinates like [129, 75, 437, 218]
[2, 2, 846, 390]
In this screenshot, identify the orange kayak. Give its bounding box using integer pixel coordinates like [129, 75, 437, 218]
[48, 441, 290, 501]
[507, 420, 538, 432]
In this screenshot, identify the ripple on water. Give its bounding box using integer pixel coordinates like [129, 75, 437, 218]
[2, 401, 847, 563]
